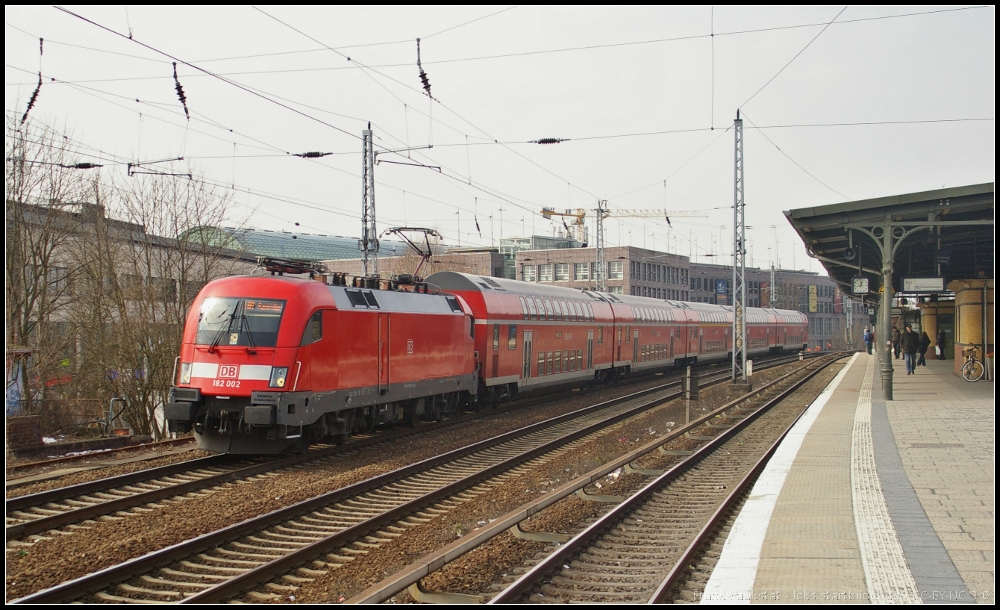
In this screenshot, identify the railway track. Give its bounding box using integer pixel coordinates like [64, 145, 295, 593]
[13, 357, 761, 604]
[490, 354, 840, 603]
[5, 353, 784, 545]
[342, 353, 845, 604]
[7, 350, 820, 602]
[6, 437, 196, 481]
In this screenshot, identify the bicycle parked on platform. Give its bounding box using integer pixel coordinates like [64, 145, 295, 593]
[961, 344, 986, 382]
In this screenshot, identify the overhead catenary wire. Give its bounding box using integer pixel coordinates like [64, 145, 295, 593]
[14, 6, 985, 74]
[53, 5, 368, 146]
[740, 110, 849, 200]
[740, 6, 847, 109]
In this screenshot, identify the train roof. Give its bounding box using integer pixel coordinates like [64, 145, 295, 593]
[426, 272, 606, 303]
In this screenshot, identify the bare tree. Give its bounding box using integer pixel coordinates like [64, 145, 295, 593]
[5, 116, 91, 419]
[68, 172, 250, 438]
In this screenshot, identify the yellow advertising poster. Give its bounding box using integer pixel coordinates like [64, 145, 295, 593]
[808, 284, 818, 312]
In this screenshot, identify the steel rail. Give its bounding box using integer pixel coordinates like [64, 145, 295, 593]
[346, 354, 841, 604]
[11, 375, 685, 604]
[487, 355, 838, 603]
[6, 437, 195, 478]
[10, 351, 826, 603]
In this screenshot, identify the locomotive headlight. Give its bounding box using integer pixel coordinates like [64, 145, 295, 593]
[269, 367, 289, 388]
[179, 363, 192, 384]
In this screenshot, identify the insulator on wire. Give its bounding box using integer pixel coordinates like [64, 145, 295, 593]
[294, 151, 330, 158]
[416, 38, 432, 98]
[530, 138, 567, 145]
[21, 72, 42, 124]
[65, 162, 103, 170]
[172, 62, 189, 120]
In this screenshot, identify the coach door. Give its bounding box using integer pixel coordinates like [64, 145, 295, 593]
[669, 329, 675, 358]
[632, 329, 640, 364]
[587, 330, 594, 369]
[378, 313, 390, 395]
[522, 331, 533, 379]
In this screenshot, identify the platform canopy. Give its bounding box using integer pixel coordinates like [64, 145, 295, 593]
[784, 183, 994, 297]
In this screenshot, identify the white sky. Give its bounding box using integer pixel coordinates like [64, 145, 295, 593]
[5, 6, 995, 274]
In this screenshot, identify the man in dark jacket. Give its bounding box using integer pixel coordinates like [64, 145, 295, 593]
[892, 326, 902, 359]
[901, 323, 919, 374]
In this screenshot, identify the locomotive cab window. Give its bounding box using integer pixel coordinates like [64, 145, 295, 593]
[301, 311, 323, 346]
[197, 297, 285, 347]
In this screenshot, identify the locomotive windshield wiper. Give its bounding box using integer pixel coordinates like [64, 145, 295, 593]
[208, 302, 240, 352]
[239, 303, 257, 354]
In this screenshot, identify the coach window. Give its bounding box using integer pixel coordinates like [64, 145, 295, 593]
[538, 352, 545, 376]
[508, 325, 517, 350]
[598, 326, 604, 345]
[543, 299, 555, 320]
[300, 311, 322, 345]
[534, 298, 545, 320]
[493, 323, 500, 351]
[519, 296, 529, 320]
[526, 297, 538, 320]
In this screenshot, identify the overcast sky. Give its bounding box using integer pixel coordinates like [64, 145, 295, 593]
[5, 6, 995, 274]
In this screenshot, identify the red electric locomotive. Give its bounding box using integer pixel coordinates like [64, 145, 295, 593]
[165, 275, 478, 454]
[166, 270, 807, 454]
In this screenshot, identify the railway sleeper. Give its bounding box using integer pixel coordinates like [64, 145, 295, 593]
[285, 520, 341, 532]
[264, 582, 298, 592]
[551, 573, 661, 586]
[198, 553, 265, 567]
[230, 541, 293, 554]
[179, 560, 248, 574]
[140, 575, 214, 590]
[160, 567, 229, 581]
[94, 591, 167, 604]
[297, 567, 328, 577]
[274, 524, 339, 537]
[538, 585, 644, 600]
[564, 561, 663, 579]
[281, 575, 314, 585]
[216, 547, 282, 561]
[117, 583, 183, 598]
[324, 553, 356, 563]
[255, 531, 317, 543]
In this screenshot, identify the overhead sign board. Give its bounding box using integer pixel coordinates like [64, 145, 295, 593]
[902, 277, 945, 293]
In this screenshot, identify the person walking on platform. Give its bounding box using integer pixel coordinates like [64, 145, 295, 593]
[864, 328, 873, 354]
[902, 323, 919, 374]
[936, 327, 947, 360]
[892, 325, 902, 359]
[917, 331, 931, 367]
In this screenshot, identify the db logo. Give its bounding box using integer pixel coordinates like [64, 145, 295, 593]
[219, 365, 239, 378]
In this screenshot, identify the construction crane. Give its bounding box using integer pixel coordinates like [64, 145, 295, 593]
[540, 208, 588, 243]
[541, 206, 707, 244]
[542, 205, 708, 292]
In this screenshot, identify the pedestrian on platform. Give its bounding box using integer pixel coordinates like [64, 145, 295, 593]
[863, 328, 872, 354]
[936, 328, 947, 360]
[917, 331, 931, 367]
[902, 323, 919, 374]
[892, 326, 902, 359]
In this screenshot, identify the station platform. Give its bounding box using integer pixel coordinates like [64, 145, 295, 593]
[702, 352, 994, 604]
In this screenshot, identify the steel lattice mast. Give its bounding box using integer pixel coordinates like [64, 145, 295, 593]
[595, 199, 608, 292]
[360, 126, 379, 276]
[732, 111, 747, 381]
